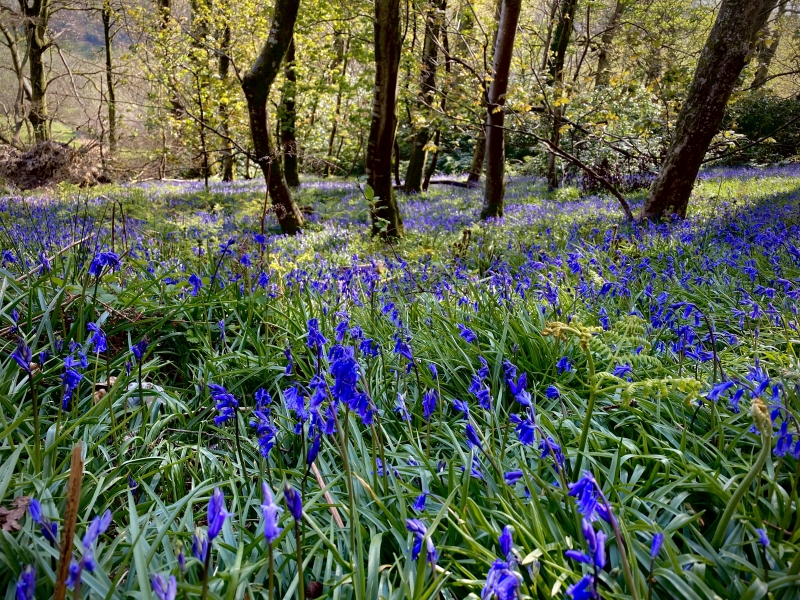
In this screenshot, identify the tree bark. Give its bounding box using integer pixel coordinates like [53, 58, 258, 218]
[22, 0, 51, 143]
[594, 0, 627, 88]
[545, 0, 579, 190]
[102, 0, 116, 155]
[242, 0, 304, 234]
[467, 0, 502, 185]
[367, 0, 404, 238]
[219, 22, 235, 181]
[751, 1, 786, 89]
[480, 0, 522, 220]
[325, 33, 349, 177]
[278, 37, 300, 186]
[641, 0, 779, 221]
[404, 0, 446, 193]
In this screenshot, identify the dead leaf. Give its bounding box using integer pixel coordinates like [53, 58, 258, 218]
[0, 496, 31, 532]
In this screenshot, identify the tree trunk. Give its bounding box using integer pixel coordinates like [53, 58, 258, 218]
[467, 0, 502, 185]
[325, 33, 349, 177]
[751, 1, 786, 89]
[102, 0, 116, 156]
[23, 0, 51, 143]
[242, 0, 304, 234]
[641, 0, 779, 221]
[278, 37, 300, 186]
[594, 0, 627, 88]
[219, 22, 235, 181]
[545, 0, 579, 190]
[367, 0, 404, 238]
[404, 0, 446, 193]
[480, 0, 522, 220]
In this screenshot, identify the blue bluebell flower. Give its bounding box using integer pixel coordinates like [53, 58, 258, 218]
[481, 559, 519, 600]
[87, 323, 107, 354]
[406, 518, 437, 564]
[207, 487, 229, 540]
[285, 485, 303, 521]
[261, 483, 283, 544]
[504, 470, 523, 485]
[11, 338, 32, 372]
[452, 398, 470, 420]
[756, 528, 770, 547]
[556, 356, 573, 374]
[466, 423, 482, 449]
[458, 324, 477, 343]
[651, 532, 665, 558]
[208, 383, 238, 425]
[15, 565, 35, 600]
[151, 573, 177, 600]
[29, 498, 58, 544]
[412, 492, 427, 512]
[423, 389, 438, 421]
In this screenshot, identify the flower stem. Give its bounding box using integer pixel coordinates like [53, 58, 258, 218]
[29, 372, 41, 473]
[711, 429, 771, 549]
[295, 521, 305, 600]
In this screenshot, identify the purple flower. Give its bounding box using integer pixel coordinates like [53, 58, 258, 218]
[466, 423, 482, 449]
[568, 471, 600, 520]
[423, 389, 438, 421]
[774, 421, 793, 458]
[284, 347, 293, 375]
[566, 574, 595, 600]
[651, 532, 665, 558]
[429, 363, 438, 379]
[151, 573, 177, 600]
[406, 518, 437, 564]
[412, 492, 427, 512]
[307, 318, 328, 351]
[452, 398, 470, 420]
[192, 528, 208, 562]
[393, 335, 413, 361]
[188, 274, 202, 295]
[458, 324, 477, 343]
[11, 338, 32, 372]
[395, 393, 411, 421]
[504, 470, 523, 485]
[81, 509, 112, 572]
[545, 385, 560, 400]
[207, 487, 229, 540]
[15, 565, 35, 600]
[29, 498, 58, 544]
[87, 323, 107, 354]
[539, 436, 565, 471]
[510, 413, 535, 446]
[261, 483, 283, 544]
[556, 356, 573, 374]
[208, 383, 238, 426]
[132, 338, 149, 362]
[88, 251, 120, 277]
[285, 485, 303, 521]
[756, 528, 770, 547]
[66, 559, 82, 590]
[481, 559, 519, 600]
[498, 525, 513, 558]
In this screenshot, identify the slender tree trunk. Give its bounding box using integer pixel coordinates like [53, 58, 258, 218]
[101, 0, 116, 156]
[367, 0, 404, 238]
[219, 22, 235, 181]
[404, 0, 446, 193]
[594, 0, 627, 88]
[641, 0, 779, 221]
[242, 0, 304, 234]
[751, 1, 786, 89]
[545, 0, 579, 190]
[422, 28, 450, 191]
[278, 37, 300, 186]
[480, 0, 522, 220]
[325, 34, 349, 177]
[23, 0, 51, 143]
[467, 0, 502, 185]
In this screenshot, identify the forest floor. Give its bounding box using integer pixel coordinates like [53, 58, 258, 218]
[1, 164, 799, 600]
